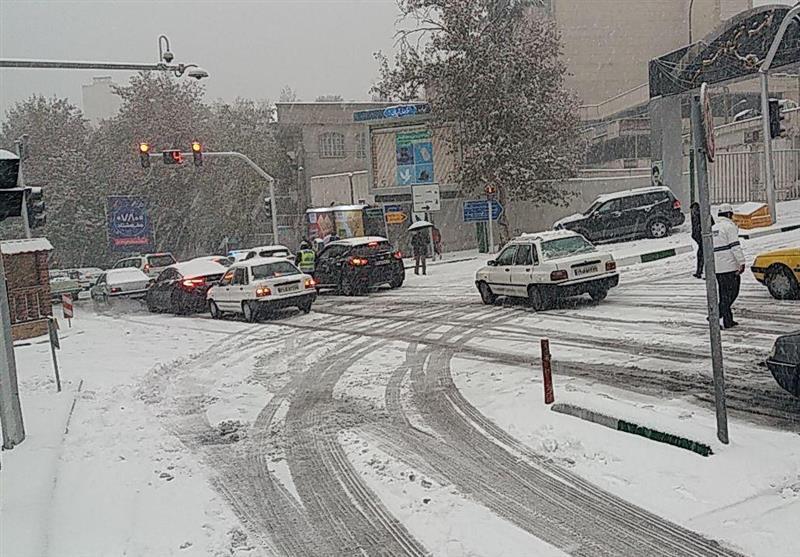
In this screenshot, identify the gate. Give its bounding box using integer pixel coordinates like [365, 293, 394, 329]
[708, 150, 800, 204]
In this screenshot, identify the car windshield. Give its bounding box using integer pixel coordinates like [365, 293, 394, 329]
[147, 254, 176, 267]
[250, 261, 300, 280]
[260, 249, 290, 258]
[584, 200, 602, 215]
[541, 236, 595, 259]
[352, 241, 392, 255]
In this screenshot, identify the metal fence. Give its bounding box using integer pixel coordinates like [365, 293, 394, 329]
[708, 149, 800, 204]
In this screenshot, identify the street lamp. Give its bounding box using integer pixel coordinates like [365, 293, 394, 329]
[0, 35, 208, 80]
[688, 0, 695, 44]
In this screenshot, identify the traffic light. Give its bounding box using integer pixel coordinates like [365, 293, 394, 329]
[138, 143, 151, 168]
[163, 149, 184, 165]
[485, 185, 497, 197]
[264, 197, 273, 219]
[768, 99, 786, 139]
[191, 141, 203, 167]
[26, 186, 46, 229]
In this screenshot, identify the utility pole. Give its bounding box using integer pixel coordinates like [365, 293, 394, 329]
[692, 89, 729, 444]
[0, 252, 25, 449]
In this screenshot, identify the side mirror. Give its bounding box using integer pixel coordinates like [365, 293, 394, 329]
[487, 260, 497, 267]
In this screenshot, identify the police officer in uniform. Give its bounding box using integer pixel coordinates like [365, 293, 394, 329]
[295, 241, 316, 273]
[712, 204, 745, 329]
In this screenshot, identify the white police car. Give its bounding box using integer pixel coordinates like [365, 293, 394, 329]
[475, 230, 619, 310]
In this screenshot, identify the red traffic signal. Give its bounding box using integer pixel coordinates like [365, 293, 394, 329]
[138, 143, 151, 168]
[191, 141, 203, 167]
[163, 149, 184, 165]
[485, 185, 497, 196]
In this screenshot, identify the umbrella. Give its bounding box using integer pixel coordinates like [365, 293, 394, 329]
[408, 220, 434, 231]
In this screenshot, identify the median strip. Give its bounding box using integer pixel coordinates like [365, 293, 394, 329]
[739, 221, 800, 240]
[551, 403, 713, 457]
[615, 244, 693, 268]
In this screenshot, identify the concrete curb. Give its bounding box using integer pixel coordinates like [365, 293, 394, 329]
[616, 244, 694, 268]
[739, 222, 800, 240]
[551, 402, 713, 457]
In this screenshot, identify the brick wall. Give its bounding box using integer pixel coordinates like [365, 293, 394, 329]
[3, 250, 53, 341]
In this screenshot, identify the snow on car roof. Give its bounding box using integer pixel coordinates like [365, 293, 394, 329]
[251, 244, 291, 252]
[0, 237, 54, 255]
[331, 236, 388, 246]
[105, 268, 149, 283]
[594, 186, 672, 204]
[235, 256, 296, 267]
[516, 229, 582, 242]
[169, 260, 228, 278]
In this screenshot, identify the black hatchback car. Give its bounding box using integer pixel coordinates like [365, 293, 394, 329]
[145, 260, 228, 314]
[313, 237, 405, 295]
[554, 186, 685, 242]
[766, 331, 800, 398]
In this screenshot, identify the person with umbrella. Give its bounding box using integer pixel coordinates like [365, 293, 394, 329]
[409, 220, 432, 275]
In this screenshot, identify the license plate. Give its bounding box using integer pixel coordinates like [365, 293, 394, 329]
[278, 285, 299, 293]
[375, 260, 390, 266]
[574, 266, 598, 276]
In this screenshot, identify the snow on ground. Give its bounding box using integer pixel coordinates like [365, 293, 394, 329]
[339, 430, 570, 557]
[2, 312, 266, 557]
[451, 355, 800, 557]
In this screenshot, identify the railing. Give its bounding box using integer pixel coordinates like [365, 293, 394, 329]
[8, 286, 47, 324]
[707, 149, 800, 204]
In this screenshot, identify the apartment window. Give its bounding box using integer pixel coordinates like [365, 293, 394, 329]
[319, 132, 345, 158]
[355, 132, 367, 159]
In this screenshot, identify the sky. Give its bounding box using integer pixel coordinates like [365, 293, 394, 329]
[0, 0, 402, 119]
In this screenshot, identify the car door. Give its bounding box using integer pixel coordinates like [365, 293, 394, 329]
[151, 268, 178, 308]
[314, 245, 344, 286]
[230, 267, 249, 310]
[590, 199, 623, 240]
[510, 243, 534, 297]
[617, 194, 645, 238]
[491, 245, 517, 295]
[213, 269, 235, 309]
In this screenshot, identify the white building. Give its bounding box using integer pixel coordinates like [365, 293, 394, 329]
[81, 76, 122, 126]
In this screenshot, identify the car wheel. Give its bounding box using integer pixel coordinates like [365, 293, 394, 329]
[478, 282, 496, 305]
[389, 274, 404, 289]
[242, 301, 259, 323]
[298, 299, 313, 314]
[209, 301, 222, 319]
[146, 295, 158, 313]
[589, 287, 609, 302]
[648, 219, 669, 239]
[340, 278, 362, 296]
[766, 265, 800, 300]
[528, 285, 548, 311]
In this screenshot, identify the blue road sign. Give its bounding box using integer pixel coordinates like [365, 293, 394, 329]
[463, 199, 503, 223]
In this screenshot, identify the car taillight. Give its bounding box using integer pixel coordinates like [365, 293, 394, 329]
[550, 270, 568, 281]
[368, 241, 378, 247]
[304, 278, 316, 289]
[605, 261, 617, 272]
[110, 286, 122, 293]
[181, 277, 206, 289]
[348, 256, 368, 267]
[393, 251, 403, 260]
[256, 286, 272, 297]
[673, 199, 681, 210]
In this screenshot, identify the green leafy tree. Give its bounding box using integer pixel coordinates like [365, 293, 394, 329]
[374, 0, 584, 239]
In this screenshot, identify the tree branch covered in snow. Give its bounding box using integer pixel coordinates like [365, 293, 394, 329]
[374, 0, 584, 208]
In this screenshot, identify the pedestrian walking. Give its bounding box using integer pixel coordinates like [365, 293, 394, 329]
[690, 202, 713, 279]
[295, 241, 316, 273]
[431, 226, 443, 261]
[712, 203, 745, 329]
[411, 230, 429, 275]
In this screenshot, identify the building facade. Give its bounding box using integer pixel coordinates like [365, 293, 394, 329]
[81, 76, 122, 126]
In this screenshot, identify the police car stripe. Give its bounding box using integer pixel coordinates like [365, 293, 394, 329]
[713, 241, 740, 252]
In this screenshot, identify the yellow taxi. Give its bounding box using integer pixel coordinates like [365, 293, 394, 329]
[751, 247, 800, 300]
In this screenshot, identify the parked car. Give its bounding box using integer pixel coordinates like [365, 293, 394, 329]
[765, 331, 800, 397]
[207, 257, 316, 322]
[90, 268, 151, 305]
[112, 253, 177, 278]
[48, 274, 82, 301]
[229, 245, 294, 263]
[72, 267, 105, 290]
[751, 246, 800, 300]
[553, 186, 685, 242]
[189, 255, 233, 267]
[475, 230, 619, 310]
[145, 260, 228, 314]
[313, 237, 404, 296]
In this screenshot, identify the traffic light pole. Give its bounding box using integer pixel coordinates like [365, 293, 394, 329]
[147, 150, 279, 243]
[759, 72, 777, 221]
[0, 252, 26, 450]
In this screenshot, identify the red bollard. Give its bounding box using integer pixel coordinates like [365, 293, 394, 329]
[541, 338, 554, 405]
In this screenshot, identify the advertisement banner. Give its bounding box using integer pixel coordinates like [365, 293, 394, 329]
[395, 129, 434, 186]
[106, 196, 154, 253]
[334, 207, 365, 238]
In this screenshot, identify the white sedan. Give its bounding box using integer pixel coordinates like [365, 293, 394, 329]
[475, 230, 619, 310]
[207, 257, 316, 322]
[90, 268, 152, 305]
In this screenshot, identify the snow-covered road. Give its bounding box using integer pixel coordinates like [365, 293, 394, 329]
[3, 222, 799, 557]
